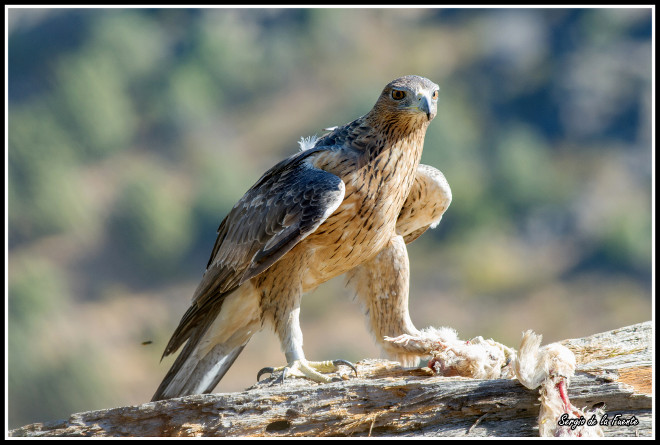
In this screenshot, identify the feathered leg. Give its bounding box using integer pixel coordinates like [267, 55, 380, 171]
[346, 164, 452, 366]
[255, 249, 357, 383]
[346, 235, 423, 366]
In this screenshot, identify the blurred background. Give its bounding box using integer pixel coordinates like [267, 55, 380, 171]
[7, 7, 652, 429]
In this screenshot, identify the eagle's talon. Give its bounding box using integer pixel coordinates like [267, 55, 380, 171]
[332, 359, 358, 377]
[279, 366, 289, 383]
[257, 366, 276, 382]
[257, 359, 355, 384]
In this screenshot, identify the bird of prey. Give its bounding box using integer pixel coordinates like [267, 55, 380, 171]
[152, 75, 452, 401]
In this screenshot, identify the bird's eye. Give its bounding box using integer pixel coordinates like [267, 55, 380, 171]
[391, 89, 405, 100]
[432, 90, 438, 100]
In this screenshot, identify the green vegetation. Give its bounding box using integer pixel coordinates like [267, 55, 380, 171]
[8, 8, 652, 429]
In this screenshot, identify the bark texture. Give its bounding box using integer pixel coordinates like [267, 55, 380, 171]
[9, 321, 652, 437]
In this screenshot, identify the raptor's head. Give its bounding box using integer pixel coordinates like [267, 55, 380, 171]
[373, 75, 440, 123]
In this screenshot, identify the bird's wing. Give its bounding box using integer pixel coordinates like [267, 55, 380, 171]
[162, 147, 345, 357]
[396, 164, 452, 244]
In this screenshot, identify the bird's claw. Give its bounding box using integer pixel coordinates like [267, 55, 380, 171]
[257, 366, 276, 382]
[331, 359, 358, 377]
[256, 359, 358, 383]
[256, 365, 288, 384]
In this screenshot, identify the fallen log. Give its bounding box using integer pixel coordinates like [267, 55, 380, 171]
[9, 321, 652, 437]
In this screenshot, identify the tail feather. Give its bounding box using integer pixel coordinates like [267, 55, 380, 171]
[191, 344, 247, 395]
[152, 342, 247, 401]
[152, 283, 261, 401]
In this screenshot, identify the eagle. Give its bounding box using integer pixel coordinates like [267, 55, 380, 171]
[152, 75, 452, 401]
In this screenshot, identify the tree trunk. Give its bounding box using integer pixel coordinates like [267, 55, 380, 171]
[9, 321, 652, 437]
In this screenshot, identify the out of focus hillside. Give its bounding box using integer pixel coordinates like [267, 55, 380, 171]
[7, 7, 652, 429]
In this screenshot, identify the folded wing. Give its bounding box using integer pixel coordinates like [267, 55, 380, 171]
[162, 147, 346, 359]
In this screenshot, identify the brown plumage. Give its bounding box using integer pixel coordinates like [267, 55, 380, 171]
[152, 75, 452, 401]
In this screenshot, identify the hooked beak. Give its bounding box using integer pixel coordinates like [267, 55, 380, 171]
[418, 94, 434, 121]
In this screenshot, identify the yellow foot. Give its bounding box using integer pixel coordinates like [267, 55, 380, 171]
[257, 359, 357, 383]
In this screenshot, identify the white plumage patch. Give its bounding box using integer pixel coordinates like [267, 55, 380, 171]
[298, 134, 318, 151]
[429, 216, 443, 230]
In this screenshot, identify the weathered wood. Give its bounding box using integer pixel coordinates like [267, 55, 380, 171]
[9, 321, 652, 437]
